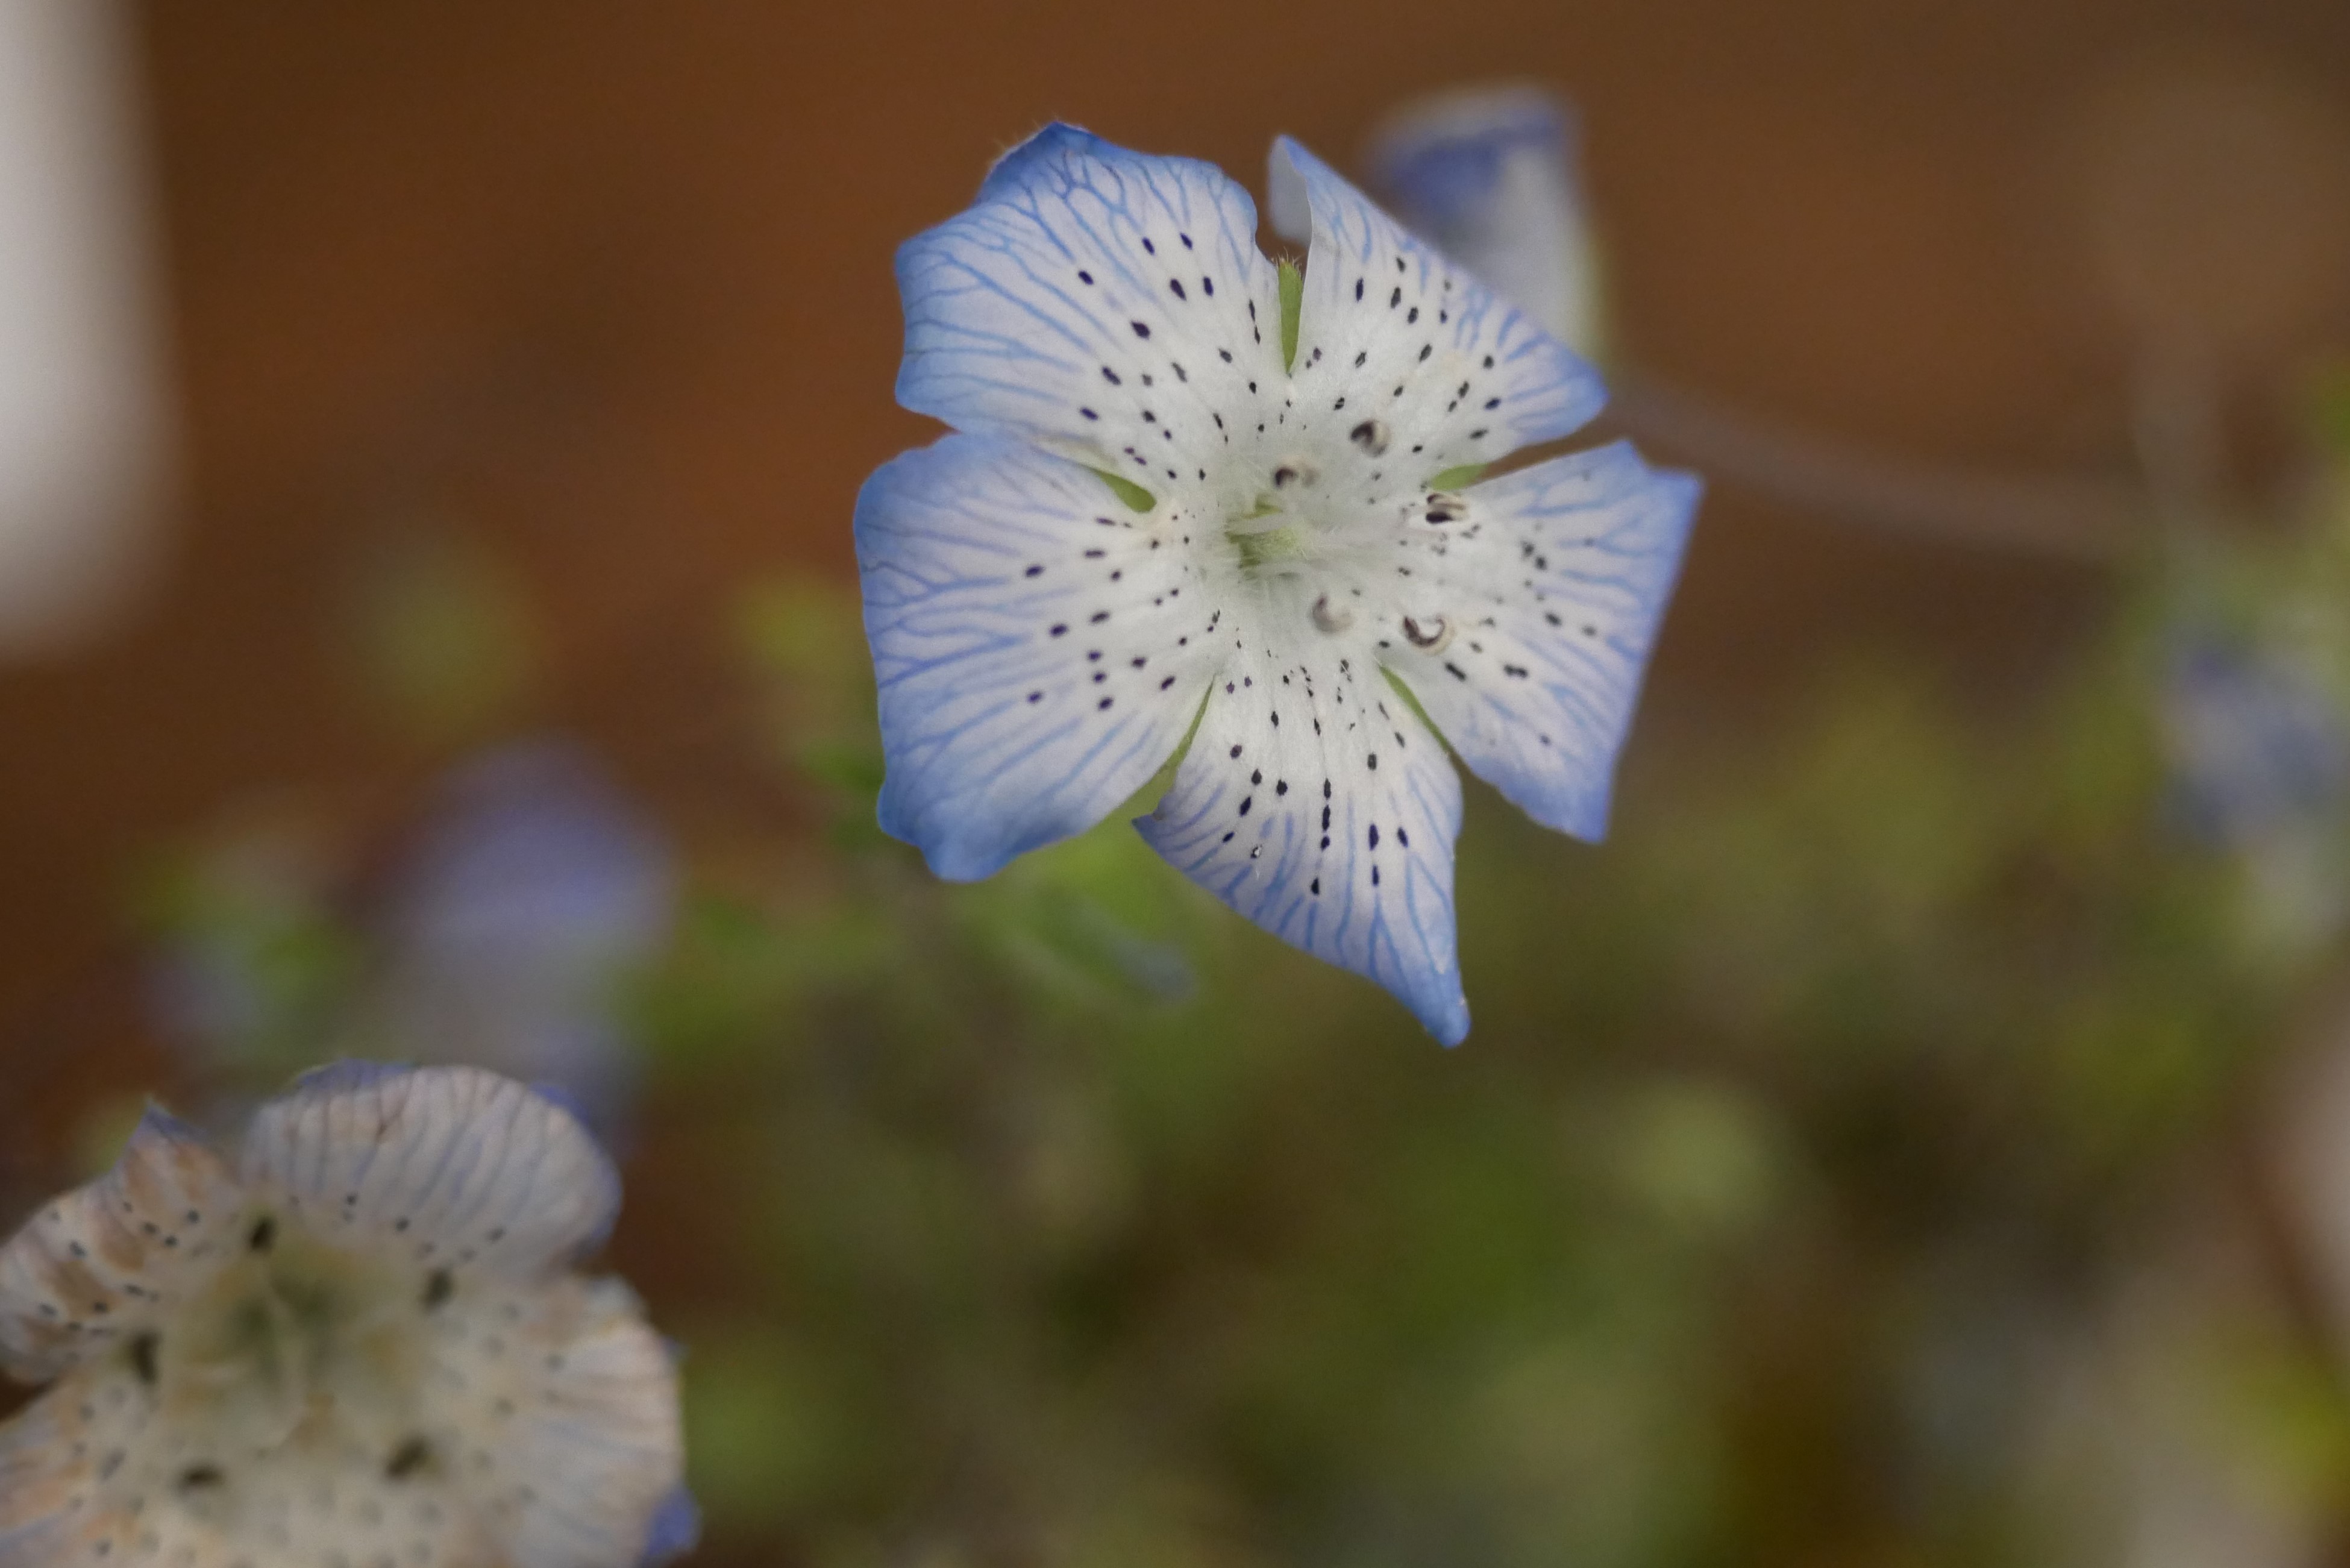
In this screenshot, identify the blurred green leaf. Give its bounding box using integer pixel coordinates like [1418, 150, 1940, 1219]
[347, 529, 539, 745]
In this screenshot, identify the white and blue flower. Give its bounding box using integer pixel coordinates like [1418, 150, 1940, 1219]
[856, 125, 1698, 1043]
[1367, 85, 1603, 359]
[0, 1065, 686, 1568]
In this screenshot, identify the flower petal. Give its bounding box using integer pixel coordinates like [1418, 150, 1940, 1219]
[1382, 442, 1698, 840]
[639, 1486, 702, 1566]
[478, 1278, 686, 1568]
[0, 1353, 506, 1568]
[0, 1388, 77, 1568]
[1268, 135, 1605, 481]
[238, 1063, 619, 1277]
[0, 1367, 169, 1568]
[1367, 86, 1602, 356]
[896, 122, 1286, 492]
[1136, 607, 1468, 1043]
[0, 1108, 245, 1382]
[859, 433, 1223, 879]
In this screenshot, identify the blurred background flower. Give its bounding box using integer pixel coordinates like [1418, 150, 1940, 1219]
[137, 736, 674, 1138]
[0, 1064, 687, 1568]
[362, 738, 676, 1137]
[1368, 84, 1605, 362]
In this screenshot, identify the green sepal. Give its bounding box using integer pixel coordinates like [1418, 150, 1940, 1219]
[1089, 468, 1157, 512]
[1278, 259, 1303, 374]
[1122, 686, 1214, 820]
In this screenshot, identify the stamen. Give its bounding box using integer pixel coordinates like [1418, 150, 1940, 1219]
[1226, 509, 1295, 538]
[1349, 419, 1391, 456]
[1402, 614, 1454, 653]
[1271, 462, 1318, 490]
[1423, 493, 1465, 525]
[1312, 595, 1355, 633]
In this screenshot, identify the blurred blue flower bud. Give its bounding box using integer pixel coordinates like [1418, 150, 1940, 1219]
[2163, 637, 2349, 846]
[371, 738, 677, 1136]
[1368, 85, 1605, 360]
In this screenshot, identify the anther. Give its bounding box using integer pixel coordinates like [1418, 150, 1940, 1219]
[1271, 461, 1318, 489]
[1349, 419, 1391, 456]
[1402, 614, 1454, 653]
[1423, 492, 1465, 524]
[1311, 595, 1355, 633]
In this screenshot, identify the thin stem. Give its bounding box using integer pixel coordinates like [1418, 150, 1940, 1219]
[1605, 368, 2152, 564]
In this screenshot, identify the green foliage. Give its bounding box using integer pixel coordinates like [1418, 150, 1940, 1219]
[619, 544, 2350, 1564]
[133, 833, 365, 1085]
[2311, 360, 2350, 463]
[346, 529, 540, 747]
[125, 513, 2350, 1566]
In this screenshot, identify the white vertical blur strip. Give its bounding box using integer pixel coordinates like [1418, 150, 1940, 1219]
[0, 0, 172, 657]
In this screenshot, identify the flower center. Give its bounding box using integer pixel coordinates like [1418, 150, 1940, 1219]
[139, 1211, 442, 1495]
[1221, 459, 1341, 580]
[1218, 454, 1461, 646]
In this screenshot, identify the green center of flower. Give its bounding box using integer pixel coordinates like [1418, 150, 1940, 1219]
[139, 1212, 436, 1482]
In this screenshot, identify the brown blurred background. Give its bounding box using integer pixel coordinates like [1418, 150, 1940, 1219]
[5, 0, 2350, 1153]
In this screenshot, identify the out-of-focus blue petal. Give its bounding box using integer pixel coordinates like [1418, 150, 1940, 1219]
[1383, 442, 1700, 841]
[1136, 613, 1469, 1044]
[639, 1485, 701, 1566]
[2164, 637, 2350, 844]
[375, 739, 675, 1134]
[1366, 85, 1602, 356]
[1267, 136, 1605, 483]
[858, 432, 1222, 880]
[393, 741, 673, 964]
[897, 122, 1285, 480]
